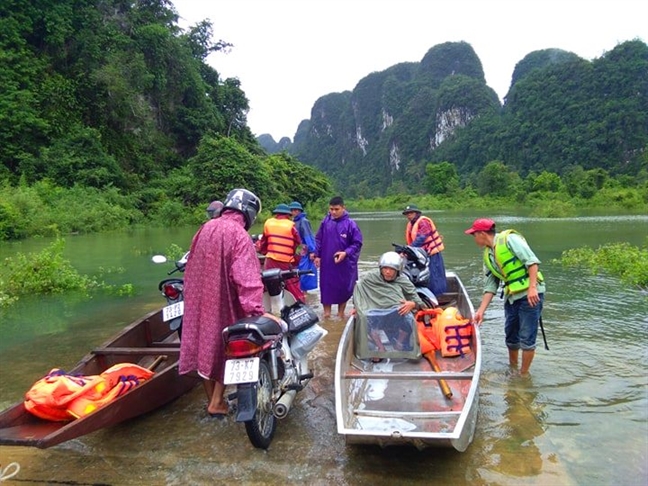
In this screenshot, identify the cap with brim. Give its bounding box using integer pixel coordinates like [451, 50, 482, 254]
[272, 203, 292, 215]
[464, 218, 496, 234]
[288, 201, 303, 211]
[402, 204, 421, 215]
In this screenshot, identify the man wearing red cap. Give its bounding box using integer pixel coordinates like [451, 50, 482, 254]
[465, 218, 545, 376]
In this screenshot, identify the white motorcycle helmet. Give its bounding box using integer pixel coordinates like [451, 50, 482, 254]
[379, 251, 403, 273]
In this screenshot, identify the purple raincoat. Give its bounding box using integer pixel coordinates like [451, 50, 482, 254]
[315, 211, 363, 305]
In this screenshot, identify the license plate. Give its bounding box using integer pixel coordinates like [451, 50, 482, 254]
[223, 357, 260, 385]
[162, 301, 184, 322]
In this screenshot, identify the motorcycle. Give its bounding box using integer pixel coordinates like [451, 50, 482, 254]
[222, 267, 327, 449]
[392, 243, 439, 309]
[151, 251, 189, 338]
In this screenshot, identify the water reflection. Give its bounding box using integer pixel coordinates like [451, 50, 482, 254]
[489, 380, 544, 478]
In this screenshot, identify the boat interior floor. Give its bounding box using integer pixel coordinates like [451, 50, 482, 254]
[342, 352, 475, 434]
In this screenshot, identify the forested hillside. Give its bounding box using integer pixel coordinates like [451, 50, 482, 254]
[0, 0, 331, 240]
[259, 40, 648, 198]
[2, 1, 646, 241]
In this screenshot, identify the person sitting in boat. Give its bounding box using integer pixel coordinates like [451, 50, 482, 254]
[352, 251, 425, 361]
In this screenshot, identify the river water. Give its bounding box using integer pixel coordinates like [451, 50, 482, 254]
[0, 211, 646, 485]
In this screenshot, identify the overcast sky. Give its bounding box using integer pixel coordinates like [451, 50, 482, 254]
[174, 0, 647, 141]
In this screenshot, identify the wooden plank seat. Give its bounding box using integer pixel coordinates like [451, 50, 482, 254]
[91, 347, 180, 356]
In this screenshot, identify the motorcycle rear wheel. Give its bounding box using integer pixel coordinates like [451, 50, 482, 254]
[244, 359, 277, 449]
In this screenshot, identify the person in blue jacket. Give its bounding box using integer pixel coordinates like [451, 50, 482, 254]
[289, 201, 318, 293]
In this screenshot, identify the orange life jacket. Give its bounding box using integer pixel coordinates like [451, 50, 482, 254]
[415, 308, 443, 354]
[24, 363, 154, 421]
[405, 216, 444, 255]
[439, 307, 472, 357]
[264, 217, 297, 263]
[415, 307, 472, 357]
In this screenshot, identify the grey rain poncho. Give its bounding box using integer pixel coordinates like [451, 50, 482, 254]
[352, 269, 424, 360]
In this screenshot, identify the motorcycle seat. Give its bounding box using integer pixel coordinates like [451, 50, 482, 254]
[228, 315, 283, 336]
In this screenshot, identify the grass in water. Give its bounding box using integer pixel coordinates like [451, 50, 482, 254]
[557, 241, 648, 289]
[0, 238, 134, 307]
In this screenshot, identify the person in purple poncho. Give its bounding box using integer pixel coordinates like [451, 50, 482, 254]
[314, 196, 363, 318]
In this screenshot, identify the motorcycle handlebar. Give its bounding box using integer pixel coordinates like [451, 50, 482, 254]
[279, 269, 313, 279]
[391, 242, 417, 260]
[167, 263, 186, 275]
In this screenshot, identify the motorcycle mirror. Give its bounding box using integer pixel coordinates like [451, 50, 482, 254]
[152, 255, 167, 264]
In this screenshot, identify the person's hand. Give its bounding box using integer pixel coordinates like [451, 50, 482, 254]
[398, 300, 416, 315]
[314, 257, 321, 268]
[473, 309, 485, 325]
[333, 251, 346, 263]
[527, 286, 540, 307]
[350, 308, 356, 316]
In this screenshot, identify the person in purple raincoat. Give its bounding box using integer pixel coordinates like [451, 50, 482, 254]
[314, 196, 363, 318]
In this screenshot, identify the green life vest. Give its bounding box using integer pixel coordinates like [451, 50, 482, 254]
[483, 230, 544, 296]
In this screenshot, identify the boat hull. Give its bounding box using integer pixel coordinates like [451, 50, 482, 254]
[335, 272, 481, 451]
[0, 308, 199, 448]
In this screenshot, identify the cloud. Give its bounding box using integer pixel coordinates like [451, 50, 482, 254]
[175, 0, 648, 141]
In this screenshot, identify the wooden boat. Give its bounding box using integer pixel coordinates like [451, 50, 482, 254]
[0, 308, 199, 449]
[335, 272, 481, 451]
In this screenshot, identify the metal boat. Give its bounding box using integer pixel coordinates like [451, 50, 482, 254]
[335, 272, 481, 451]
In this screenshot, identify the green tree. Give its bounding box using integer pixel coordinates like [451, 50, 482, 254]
[188, 136, 273, 204]
[264, 152, 332, 206]
[477, 161, 520, 197]
[525, 170, 563, 193]
[425, 161, 459, 195]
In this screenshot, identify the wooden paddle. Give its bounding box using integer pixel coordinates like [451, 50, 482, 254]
[423, 351, 453, 399]
[147, 355, 167, 371]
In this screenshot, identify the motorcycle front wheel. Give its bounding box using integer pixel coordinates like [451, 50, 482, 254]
[244, 359, 277, 449]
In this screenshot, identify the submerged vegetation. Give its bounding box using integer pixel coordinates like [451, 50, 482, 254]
[0, 239, 134, 307]
[557, 241, 648, 289]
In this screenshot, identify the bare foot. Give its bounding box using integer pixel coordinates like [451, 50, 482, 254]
[323, 313, 331, 319]
[207, 401, 229, 416]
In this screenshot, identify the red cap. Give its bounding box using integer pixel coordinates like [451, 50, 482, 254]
[464, 218, 496, 235]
